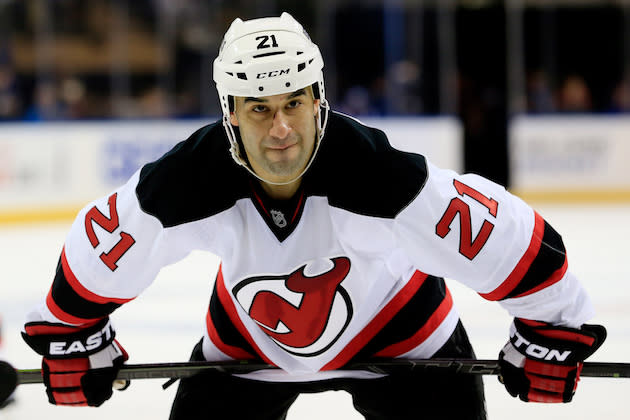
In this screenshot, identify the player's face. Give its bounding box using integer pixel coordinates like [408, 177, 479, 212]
[230, 88, 320, 184]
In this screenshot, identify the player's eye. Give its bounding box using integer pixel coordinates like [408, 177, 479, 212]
[252, 105, 267, 113]
[286, 100, 301, 109]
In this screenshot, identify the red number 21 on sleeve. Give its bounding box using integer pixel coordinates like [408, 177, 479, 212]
[435, 179, 498, 260]
[84, 193, 136, 271]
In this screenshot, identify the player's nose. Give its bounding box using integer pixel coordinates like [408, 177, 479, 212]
[269, 111, 291, 139]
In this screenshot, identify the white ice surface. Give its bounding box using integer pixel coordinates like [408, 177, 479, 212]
[0, 203, 628, 419]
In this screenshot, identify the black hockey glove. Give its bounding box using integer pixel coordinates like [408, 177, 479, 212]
[22, 317, 128, 407]
[498, 318, 606, 403]
[0, 360, 17, 407]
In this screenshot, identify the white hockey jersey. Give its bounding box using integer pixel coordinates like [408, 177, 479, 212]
[24, 112, 594, 381]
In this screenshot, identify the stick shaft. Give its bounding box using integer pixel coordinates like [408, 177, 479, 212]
[16, 358, 630, 385]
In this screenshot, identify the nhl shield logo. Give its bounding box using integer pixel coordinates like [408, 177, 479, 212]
[232, 257, 353, 357]
[270, 210, 287, 228]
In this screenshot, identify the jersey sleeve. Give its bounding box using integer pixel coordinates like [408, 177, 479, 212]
[394, 160, 594, 327]
[28, 169, 203, 327]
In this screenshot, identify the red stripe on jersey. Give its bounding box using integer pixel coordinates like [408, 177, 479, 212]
[60, 247, 134, 305]
[251, 189, 270, 217]
[511, 258, 568, 299]
[205, 311, 255, 360]
[215, 266, 275, 365]
[479, 211, 545, 301]
[373, 286, 454, 358]
[321, 271, 428, 371]
[46, 287, 100, 325]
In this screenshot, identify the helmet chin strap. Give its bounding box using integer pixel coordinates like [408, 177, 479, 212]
[225, 99, 330, 187]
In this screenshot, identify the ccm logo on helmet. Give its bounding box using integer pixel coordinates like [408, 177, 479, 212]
[257, 69, 290, 79]
[49, 321, 115, 356]
[512, 330, 572, 361]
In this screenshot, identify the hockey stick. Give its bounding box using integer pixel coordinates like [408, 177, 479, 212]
[15, 358, 630, 385]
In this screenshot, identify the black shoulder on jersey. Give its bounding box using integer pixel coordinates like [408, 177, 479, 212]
[136, 113, 430, 226]
[136, 121, 250, 227]
[305, 112, 428, 219]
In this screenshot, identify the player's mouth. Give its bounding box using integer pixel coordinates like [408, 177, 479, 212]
[267, 141, 297, 151]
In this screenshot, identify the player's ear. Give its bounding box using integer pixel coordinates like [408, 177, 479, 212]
[229, 96, 240, 126]
[313, 99, 320, 116]
[230, 112, 239, 126]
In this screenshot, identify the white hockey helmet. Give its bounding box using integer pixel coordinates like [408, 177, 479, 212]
[213, 12, 329, 183]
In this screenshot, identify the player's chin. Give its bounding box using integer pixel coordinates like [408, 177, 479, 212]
[265, 158, 305, 180]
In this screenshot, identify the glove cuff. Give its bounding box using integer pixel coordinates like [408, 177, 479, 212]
[510, 318, 605, 365]
[22, 318, 116, 359]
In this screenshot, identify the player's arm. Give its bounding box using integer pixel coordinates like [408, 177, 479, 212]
[395, 160, 606, 403]
[21, 170, 194, 406]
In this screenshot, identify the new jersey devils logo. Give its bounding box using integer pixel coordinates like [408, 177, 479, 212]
[232, 257, 353, 357]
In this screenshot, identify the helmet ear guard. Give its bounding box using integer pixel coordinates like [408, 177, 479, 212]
[213, 12, 329, 184]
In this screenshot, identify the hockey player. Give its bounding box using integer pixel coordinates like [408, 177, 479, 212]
[22, 13, 605, 420]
